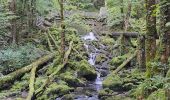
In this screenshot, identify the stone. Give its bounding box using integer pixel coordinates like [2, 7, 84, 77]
[103, 74, 123, 91]
[77, 60, 97, 81]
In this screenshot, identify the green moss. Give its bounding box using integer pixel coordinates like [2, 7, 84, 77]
[110, 54, 128, 67]
[98, 88, 113, 99]
[77, 60, 97, 81]
[147, 89, 166, 100]
[60, 72, 85, 87]
[100, 36, 115, 45]
[96, 54, 107, 64]
[38, 83, 74, 100]
[103, 74, 123, 91]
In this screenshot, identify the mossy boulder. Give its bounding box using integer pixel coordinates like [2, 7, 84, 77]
[103, 74, 123, 91]
[98, 88, 115, 99]
[60, 72, 85, 87]
[77, 60, 97, 81]
[62, 94, 74, 100]
[95, 54, 107, 64]
[39, 83, 74, 100]
[100, 36, 115, 45]
[109, 54, 128, 67]
[147, 89, 166, 100]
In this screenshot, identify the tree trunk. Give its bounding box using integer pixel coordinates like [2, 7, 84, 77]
[9, 0, 17, 44]
[59, 0, 65, 59]
[145, 0, 157, 78]
[137, 36, 146, 70]
[160, 0, 170, 64]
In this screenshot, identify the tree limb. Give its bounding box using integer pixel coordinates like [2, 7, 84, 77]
[34, 41, 73, 98]
[0, 52, 56, 90]
[112, 50, 137, 74]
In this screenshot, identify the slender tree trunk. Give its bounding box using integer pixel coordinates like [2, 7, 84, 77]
[9, 0, 17, 44]
[59, 0, 65, 59]
[160, 0, 170, 64]
[145, 0, 157, 78]
[137, 35, 146, 71]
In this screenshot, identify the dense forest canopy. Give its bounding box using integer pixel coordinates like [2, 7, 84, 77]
[0, 0, 170, 100]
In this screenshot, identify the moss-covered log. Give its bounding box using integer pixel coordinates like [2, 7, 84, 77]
[26, 65, 38, 100]
[112, 50, 137, 74]
[35, 41, 73, 98]
[0, 52, 56, 90]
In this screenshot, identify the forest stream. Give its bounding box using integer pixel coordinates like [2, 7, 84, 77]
[1, 0, 170, 100]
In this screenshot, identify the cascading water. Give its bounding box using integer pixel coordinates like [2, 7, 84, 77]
[82, 32, 103, 92]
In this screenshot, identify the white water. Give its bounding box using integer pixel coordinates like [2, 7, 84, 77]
[82, 32, 97, 41]
[82, 32, 103, 92]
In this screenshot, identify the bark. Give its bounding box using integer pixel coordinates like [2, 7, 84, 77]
[48, 31, 60, 49]
[9, 0, 17, 44]
[45, 32, 53, 52]
[111, 32, 139, 38]
[112, 50, 137, 74]
[124, 0, 132, 32]
[26, 65, 38, 100]
[34, 41, 73, 98]
[59, 0, 65, 59]
[137, 36, 146, 70]
[145, 0, 157, 78]
[0, 53, 56, 90]
[160, 0, 170, 64]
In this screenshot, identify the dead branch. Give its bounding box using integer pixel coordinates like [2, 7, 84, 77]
[34, 41, 73, 98]
[112, 50, 137, 74]
[0, 53, 56, 90]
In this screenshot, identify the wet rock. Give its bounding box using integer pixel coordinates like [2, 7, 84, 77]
[93, 0, 105, 9]
[95, 54, 107, 64]
[99, 69, 108, 77]
[77, 60, 97, 81]
[61, 94, 74, 100]
[38, 83, 74, 100]
[60, 72, 85, 87]
[103, 74, 123, 91]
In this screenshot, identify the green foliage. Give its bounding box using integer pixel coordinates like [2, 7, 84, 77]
[65, 13, 90, 34]
[147, 89, 166, 100]
[0, 44, 48, 73]
[131, 76, 170, 99]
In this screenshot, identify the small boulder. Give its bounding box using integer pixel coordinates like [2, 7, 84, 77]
[77, 60, 97, 81]
[103, 74, 123, 91]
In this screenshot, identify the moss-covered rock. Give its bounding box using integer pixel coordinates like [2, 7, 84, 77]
[109, 54, 128, 67]
[147, 89, 166, 100]
[60, 72, 85, 87]
[61, 94, 74, 100]
[98, 88, 114, 99]
[38, 83, 74, 100]
[103, 74, 123, 91]
[100, 36, 115, 45]
[95, 54, 107, 64]
[77, 60, 97, 81]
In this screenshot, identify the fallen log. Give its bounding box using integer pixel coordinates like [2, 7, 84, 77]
[0, 52, 56, 90]
[34, 41, 73, 98]
[111, 32, 139, 38]
[26, 65, 38, 100]
[112, 50, 137, 74]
